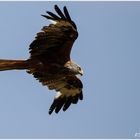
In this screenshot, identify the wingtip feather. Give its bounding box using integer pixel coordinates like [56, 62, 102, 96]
[63, 6, 71, 21]
[55, 5, 65, 19]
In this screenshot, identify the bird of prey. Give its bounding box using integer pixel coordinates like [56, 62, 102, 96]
[0, 5, 83, 115]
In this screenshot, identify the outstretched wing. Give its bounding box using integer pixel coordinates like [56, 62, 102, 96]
[29, 5, 78, 64]
[29, 70, 83, 114]
[47, 76, 83, 115]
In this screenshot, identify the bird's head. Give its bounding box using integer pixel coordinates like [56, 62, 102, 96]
[73, 63, 83, 76]
[65, 61, 83, 76]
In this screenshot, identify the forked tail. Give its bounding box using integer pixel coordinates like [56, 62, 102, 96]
[0, 59, 29, 71]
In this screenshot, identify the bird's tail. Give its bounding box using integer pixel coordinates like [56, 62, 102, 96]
[0, 59, 29, 71]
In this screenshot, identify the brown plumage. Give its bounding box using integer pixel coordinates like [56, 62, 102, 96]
[0, 5, 83, 114]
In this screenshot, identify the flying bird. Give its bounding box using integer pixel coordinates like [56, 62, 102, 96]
[0, 5, 83, 115]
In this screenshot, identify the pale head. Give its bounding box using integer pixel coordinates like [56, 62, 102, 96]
[64, 61, 83, 76]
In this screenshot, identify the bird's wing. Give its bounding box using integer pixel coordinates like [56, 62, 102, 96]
[46, 75, 83, 115]
[29, 70, 83, 114]
[29, 5, 78, 64]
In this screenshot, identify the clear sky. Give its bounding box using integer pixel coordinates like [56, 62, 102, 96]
[0, 1, 140, 139]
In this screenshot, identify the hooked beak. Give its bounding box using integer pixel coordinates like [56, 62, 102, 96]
[79, 69, 84, 76]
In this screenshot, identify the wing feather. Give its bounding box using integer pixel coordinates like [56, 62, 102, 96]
[55, 5, 66, 19]
[63, 98, 72, 111]
[64, 6, 72, 21]
[46, 11, 60, 20]
[41, 15, 54, 20]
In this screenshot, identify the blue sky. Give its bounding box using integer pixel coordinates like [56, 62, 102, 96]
[0, 1, 140, 139]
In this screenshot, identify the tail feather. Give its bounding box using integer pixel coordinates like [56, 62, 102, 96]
[0, 59, 29, 71]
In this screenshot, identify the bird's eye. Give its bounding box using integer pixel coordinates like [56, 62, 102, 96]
[78, 67, 81, 70]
